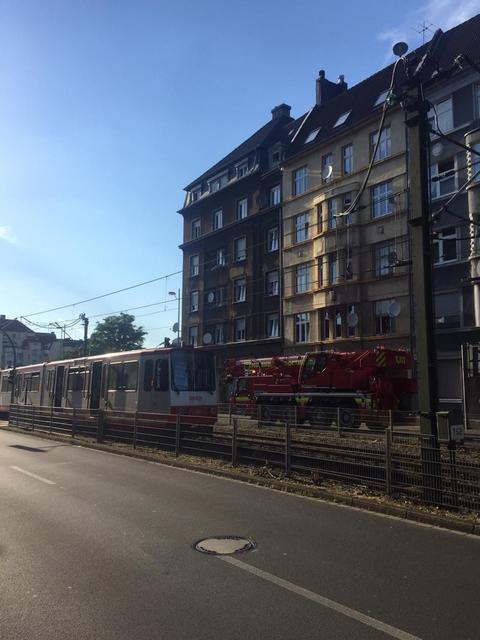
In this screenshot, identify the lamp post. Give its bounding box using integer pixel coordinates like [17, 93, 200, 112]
[168, 289, 181, 345]
[0, 324, 17, 404]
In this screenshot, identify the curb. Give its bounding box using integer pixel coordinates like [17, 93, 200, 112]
[2, 424, 479, 536]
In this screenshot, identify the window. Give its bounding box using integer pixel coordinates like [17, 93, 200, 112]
[370, 126, 391, 160]
[190, 290, 199, 312]
[267, 314, 280, 338]
[295, 212, 309, 242]
[270, 146, 282, 168]
[374, 241, 396, 277]
[266, 270, 279, 296]
[237, 197, 248, 220]
[295, 263, 310, 293]
[192, 219, 201, 239]
[155, 359, 169, 391]
[144, 359, 154, 392]
[374, 90, 389, 107]
[375, 300, 396, 334]
[214, 324, 225, 344]
[234, 318, 246, 341]
[334, 111, 351, 127]
[236, 161, 248, 178]
[214, 287, 226, 307]
[270, 185, 281, 206]
[345, 246, 353, 280]
[216, 247, 226, 266]
[190, 254, 199, 277]
[322, 152, 333, 182]
[433, 226, 458, 264]
[305, 127, 321, 143]
[347, 304, 357, 337]
[295, 313, 310, 343]
[469, 142, 480, 182]
[430, 158, 456, 199]
[108, 362, 138, 391]
[68, 368, 85, 392]
[234, 277, 246, 303]
[435, 292, 460, 328]
[328, 198, 337, 230]
[213, 209, 223, 230]
[293, 166, 308, 195]
[371, 181, 394, 218]
[343, 192, 353, 226]
[234, 236, 246, 261]
[209, 173, 228, 192]
[342, 144, 353, 175]
[335, 311, 343, 338]
[190, 187, 201, 203]
[329, 253, 338, 284]
[322, 311, 331, 340]
[189, 326, 198, 347]
[428, 97, 453, 134]
[318, 255, 325, 287]
[124, 361, 138, 391]
[267, 227, 279, 252]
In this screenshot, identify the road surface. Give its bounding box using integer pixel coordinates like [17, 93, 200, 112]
[0, 428, 479, 640]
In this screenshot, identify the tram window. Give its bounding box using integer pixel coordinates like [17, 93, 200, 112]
[1, 375, 9, 392]
[124, 362, 138, 391]
[30, 373, 40, 392]
[194, 352, 215, 391]
[144, 359, 154, 392]
[68, 367, 85, 392]
[155, 359, 169, 391]
[108, 363, 122, 390]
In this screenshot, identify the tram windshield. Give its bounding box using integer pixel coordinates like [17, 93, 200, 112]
[171, 350, 215, 393]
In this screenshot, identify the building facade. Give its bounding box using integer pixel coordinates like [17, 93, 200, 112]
[0, 316, 63, 368]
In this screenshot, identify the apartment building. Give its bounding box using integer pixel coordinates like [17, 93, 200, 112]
[0, 316, 61, 368]
[179, 104, 296, 385]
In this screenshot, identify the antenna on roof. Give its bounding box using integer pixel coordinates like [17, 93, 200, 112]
[414, 21, 436, 44]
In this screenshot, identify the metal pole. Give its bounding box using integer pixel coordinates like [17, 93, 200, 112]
[0, 325, 17, 405]
[80, 314, 89, 357]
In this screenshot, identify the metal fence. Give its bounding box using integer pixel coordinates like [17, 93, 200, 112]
[7, 404, 480, 514]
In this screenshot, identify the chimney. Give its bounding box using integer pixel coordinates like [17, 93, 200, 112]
[271, 103, 291, 120]
[315, 70, 348, 106]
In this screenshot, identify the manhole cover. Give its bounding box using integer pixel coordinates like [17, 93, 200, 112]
[194, 536, 256, 556]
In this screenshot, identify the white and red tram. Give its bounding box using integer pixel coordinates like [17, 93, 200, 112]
[0, 346, 217, 417]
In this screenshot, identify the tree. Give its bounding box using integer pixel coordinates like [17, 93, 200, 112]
[88, 313, 146, 355]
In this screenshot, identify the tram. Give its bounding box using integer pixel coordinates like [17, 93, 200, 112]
[0, 346, 217, 417]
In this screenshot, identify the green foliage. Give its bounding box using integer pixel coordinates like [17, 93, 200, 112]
[88, 313, 146, 355]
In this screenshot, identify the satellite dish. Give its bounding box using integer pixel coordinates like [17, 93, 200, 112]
[392, 41, 408, 57]
[322, 164, 333, 181]
[203, 332, 212, 345]
[347, 312, 359, 328]
[172, 322, 179, 333]
[207, 291, 215, 303]
[388, 301, 401, 318]
[431, 142, 443, 157]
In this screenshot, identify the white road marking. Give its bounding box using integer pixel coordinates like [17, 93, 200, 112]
[219, 555, 422, 640]
[9, 466, 56, 485]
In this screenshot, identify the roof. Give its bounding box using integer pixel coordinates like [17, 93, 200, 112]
[0, 318, 34, 334]
[286, 13, 480, 158]
[184, 112, 294, 190]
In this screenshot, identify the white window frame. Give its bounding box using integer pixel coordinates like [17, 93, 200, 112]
[214, 324, 225, 344]
[371, 126, 391, 160]
[237, 197, 248, 220]
[428, 97, 453, 134]
[295, 312, 310, 343]
[374, 241, 396, 277]
[295, 263, 310, 293]
[328, 198, 337, 230]
[371, 181, 394, 218]
[335, 311, 343, 338]
[293, 166, 308, 195]
[216, 248, 226, 267]
[433, 226, 458, 265]
[236, 161, 248, 178]
[267, 227, 279, 252]
[270, 185, 281, 206]
[322, 152, 333, 183]
[334, 111, 351, 127]
[213, 209, 223, 230]
[191, 218, 201, 239]
[190, 254, 199, 277]
[266, 271, 279, 297]
[342, 144, 353, 174]
[190, 187, 201, 203]
[234, 236, 246, 262]
[233, 277, 246, 303]
[374, 300, 396, 335]
[234, 318, 246, 341]
[189, 325, 198, 347]
[305, 127, 321, 143]
[295, 212, 309, 243]
[430, 158, 457, 200]
[267, 314, 280, 338]
[190, 290, 199, 313]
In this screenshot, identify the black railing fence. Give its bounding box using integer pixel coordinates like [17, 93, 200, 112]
[7, 404, 480, 514]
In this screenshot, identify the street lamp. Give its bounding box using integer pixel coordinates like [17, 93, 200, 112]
[168, 289, 181, 345]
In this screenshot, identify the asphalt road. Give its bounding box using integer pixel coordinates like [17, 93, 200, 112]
[1, 428, 479, 640]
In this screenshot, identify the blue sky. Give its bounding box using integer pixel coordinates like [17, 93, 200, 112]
[1, 0, 479, 346]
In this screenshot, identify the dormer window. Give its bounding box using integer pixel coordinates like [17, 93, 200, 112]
[190, 187, 201, 203]
[236, 161, 249, 178]
[209, 172, 228, 193]
[269, 144, 283, 168]
[333, 111, 351, 127]
[374, 90, 389, 107]
[305, 128, 321, 144]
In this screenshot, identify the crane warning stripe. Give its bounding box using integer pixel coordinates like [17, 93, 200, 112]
[376, 352, 387, 367]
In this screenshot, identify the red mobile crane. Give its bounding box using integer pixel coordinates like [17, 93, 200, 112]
[224, 347, 417, 427]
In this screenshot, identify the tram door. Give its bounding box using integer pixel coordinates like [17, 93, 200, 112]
[54, 366, 65, 408]
[90, 362, 102, 410]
